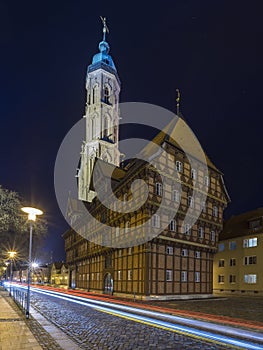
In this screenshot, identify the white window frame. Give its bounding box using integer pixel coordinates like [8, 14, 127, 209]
[156, 182, 163, 196]
[152, 214, 160, 228]
[166, 246, 173, 255]
[176, 160, 183, 173]
[195, 272, 200, 282]
[128, 270, 132, 281]
[169, 219, 176, 232]
[172, 189, 180, 203]
[191, 168, 197, 180]
[213, 206, 219, 217]
[244, 274, 257, 284]
[182, 249, 188, 257]
[230, 258, 236, 266]
[210, 230, 215, 241]
[218, 275, 224, 283]
[195, 251, 201, 259]
[198, 227, 204, 239]
[243, 237, 258, 248]
[218, 259, 225, 267]
[118, 270, 122, 280]
[181, 271, 188, 282]
[204, 175, 210, 186]
[166, 270, 172, 281]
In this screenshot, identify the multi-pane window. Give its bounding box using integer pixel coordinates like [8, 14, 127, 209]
[172, 190, 180, 203]
[156, 182, 163, 196]
[204, 175, 210, 186]
[166, 246, 173, 255]
[244, 256, 257, 265]
[218, 275, 224, 283]
[243, 237, 258, 248]
[213, 206, 218, 217]
[230, 258, 236, 266]
[195, 272, 200, 282]
[118, 270, 122, 280]
[229, 241, 237, 250]
[181, 271, 188, 282]
[191, 169, 197, 180]
[166, 270, 172, 281]
[152, 214, 160, 228]
[244, 274, 257, 284]
[183, 223, 191, 235]
[218, 259, 225, 267]
[176, 161, 183, 172]
[128, 247, 132, 255]
[128, 270, 133, 281]
[169, 219, 176, 232]
[198, 227, 204, 239]
[195, 251, 201, 258]
[229, 275, 236, 283]
[210, 230, 215, 241]
[182, 249, 188, 257]
[188, 196, 194, 208]
[201, 201, 207, 213]
[218, 243, 225, 252]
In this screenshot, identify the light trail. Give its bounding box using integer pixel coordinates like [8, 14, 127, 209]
[11, 284, 263, 350]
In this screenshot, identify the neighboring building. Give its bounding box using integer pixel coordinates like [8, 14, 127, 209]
[213, 208, 263, 295]
[63, 20, 229, 299]
[50, 262, 69, 286]
[12, 264, 50, 284]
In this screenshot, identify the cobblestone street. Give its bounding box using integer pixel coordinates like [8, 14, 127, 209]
[31, 292, 234, 349]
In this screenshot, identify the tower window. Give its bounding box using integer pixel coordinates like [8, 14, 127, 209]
[155, 182, 163, 196]
[176, 161, 183, 173]
[104, 86, 110, 104]
[169, 219, 176, 232]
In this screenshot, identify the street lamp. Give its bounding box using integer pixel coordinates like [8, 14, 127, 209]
[21, 206, 43, 319]
[7, 251, 17, 295]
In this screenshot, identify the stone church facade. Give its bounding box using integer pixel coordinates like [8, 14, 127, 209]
[63, 20, 229, 300]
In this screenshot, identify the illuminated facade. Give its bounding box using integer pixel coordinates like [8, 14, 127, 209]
[213, 208, 263, 295]
[63, 23, 229, 299]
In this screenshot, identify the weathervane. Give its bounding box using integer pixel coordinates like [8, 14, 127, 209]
[176, 88, 181, 115]
[100, 16, 109, 41]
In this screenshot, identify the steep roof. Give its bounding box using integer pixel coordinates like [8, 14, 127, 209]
[220, 208, 263, 240]
[141, 116, 220, 172]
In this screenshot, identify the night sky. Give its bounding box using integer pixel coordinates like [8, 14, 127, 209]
[1, 1, 263, 261]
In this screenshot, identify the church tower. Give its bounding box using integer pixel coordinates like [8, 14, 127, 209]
[78, 18, 121, 202]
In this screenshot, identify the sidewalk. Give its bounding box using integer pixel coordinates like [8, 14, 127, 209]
[0, 288, 42, 350]
[0, 288, 79, 350]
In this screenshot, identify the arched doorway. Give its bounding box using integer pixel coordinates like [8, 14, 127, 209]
[103, 272, 113, 294]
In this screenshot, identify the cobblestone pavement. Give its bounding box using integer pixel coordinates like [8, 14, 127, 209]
[148, 295, 263, 323]
[31, 292, 234, 350]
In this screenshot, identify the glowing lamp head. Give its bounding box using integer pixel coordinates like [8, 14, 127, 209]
[8, 251, 17, 259]
[21, 207, 43, 221]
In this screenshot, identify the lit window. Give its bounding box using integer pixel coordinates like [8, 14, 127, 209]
[195, 251, 201, 258]
[128, 247, 132, 255]
[182, 249, 188, 257]
[156, 182, 163, 196]
[195, 272, 200, 282]
[204, 176, 210, 186]
[244, 274, 257, 284]
[172, 190, 180, 203]
[166, 246, 173, 255]
[97, 273, 100, 281]
[210, 230, 215, 241]
[118, 270, 122, 280]
[244, 256, 257, 265]
[181, 271, 188, 282]
[198, 227, 204, 239]
[213, 206, 218, 217]
[166, 270, 172, 281]
[229, 275, 236, 283]
[128, 270, 132, 281]
[118, 249, 122, 257]
[218, 259, 224, 267]
[218, 275, 224, 283]
[201, 201, 206, 213]
[176, 161, 183, 173]
[152, 214, 160, 228]
[218, 243, 225, 252]
[191, 168, 197, 180]
[169, 219, 176, 232]
[230, 258, 236, 266]
[229, 241, 237, 250]
[243, 237, 257, 248]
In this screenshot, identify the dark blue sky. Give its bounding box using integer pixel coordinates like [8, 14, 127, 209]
[1, 1, 263, 261]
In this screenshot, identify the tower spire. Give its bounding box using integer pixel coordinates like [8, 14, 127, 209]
[100, 16, 109, 42]
[176, 88, 181, 116]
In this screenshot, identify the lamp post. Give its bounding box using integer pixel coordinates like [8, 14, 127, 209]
[21, 207, 43, 319]
[7, 251, 17, 295]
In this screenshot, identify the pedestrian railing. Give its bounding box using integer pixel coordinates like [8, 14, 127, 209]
[5, 284, 28, 314]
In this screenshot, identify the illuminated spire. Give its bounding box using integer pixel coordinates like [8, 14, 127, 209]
[176, 88, 181, 115]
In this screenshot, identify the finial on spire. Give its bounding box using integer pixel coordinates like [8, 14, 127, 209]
[100, 16, 109, 41]
[176, 88, 181, 115]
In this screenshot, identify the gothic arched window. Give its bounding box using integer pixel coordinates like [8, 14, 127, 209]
[104, 86, 110, 104]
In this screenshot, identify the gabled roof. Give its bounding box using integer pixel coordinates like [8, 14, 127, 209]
[141, 116, 220, 172]
[221, 208, 263, 240]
